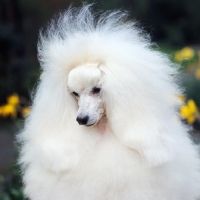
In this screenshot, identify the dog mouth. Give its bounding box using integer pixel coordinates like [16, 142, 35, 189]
[85, 123, 95, 127]
[85, 113, 104, 127]
[85, 119, 100, 127]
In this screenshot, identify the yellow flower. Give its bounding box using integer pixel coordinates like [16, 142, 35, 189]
[195, 68, 200, 80]
[188, 100, 198, 113]
[180, 99, 198, 124]
[187, 115, 195, 125]
[181, 47, 194, 59]
[180, 105, 190, 118]
[174, 47, 194, 62]
[0, 106, 5, 116]
[7, 93, 20, 105]
[22, 107, 31, 116]
[0, 104, 17, 118]
[174, 51, 183, 62]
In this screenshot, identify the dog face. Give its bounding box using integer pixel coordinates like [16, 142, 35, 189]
[67, 64, 104, 126]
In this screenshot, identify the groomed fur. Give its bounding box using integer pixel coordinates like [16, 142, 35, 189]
[18, 5, 200, 200]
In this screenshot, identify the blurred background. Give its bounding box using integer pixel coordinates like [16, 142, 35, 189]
[0, 0, 200, 199]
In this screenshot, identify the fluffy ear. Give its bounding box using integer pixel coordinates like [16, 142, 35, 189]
[101, 61, 180, 167]
[18, 71, 91, 172]
[107, 112, 177, 167]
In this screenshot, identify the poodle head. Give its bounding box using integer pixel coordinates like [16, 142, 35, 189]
[34, 5, 184, 167]
[67, 64, 105, 126]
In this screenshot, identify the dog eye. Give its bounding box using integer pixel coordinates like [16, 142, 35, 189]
[72, 91, 79, 97]
[92, 87, 101, 94]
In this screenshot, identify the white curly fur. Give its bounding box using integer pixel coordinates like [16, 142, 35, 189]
[18, 5, 200, 200]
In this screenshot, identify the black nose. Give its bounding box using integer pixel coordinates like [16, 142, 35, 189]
[76, 116, 89, 125]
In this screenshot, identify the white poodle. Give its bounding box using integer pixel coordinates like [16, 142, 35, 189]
[18, 5, 200, 200]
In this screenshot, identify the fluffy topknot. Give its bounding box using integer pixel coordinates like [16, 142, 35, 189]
[37, 5, 151, 72]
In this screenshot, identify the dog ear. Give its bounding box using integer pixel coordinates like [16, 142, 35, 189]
[19, 73, 84, 172]
[108, 113, 176, 167]
[102, 64, 179, 167]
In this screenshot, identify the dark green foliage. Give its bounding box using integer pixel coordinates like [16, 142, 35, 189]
[0, 164, 25, 200]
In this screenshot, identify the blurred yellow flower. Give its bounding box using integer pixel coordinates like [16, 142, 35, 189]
[182, 47, 194, 59]
[0, 106, 4, 116]
[195, 68, 200, 80]
[22, 107, 31, 116]
[180, 99, 198, 124]
[174, 47, 194, 62]
[7, 93, 20, 105]
[0, 104, 17, 118]
[174, 51, 182, 62]
[0, 93, 32, 119]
